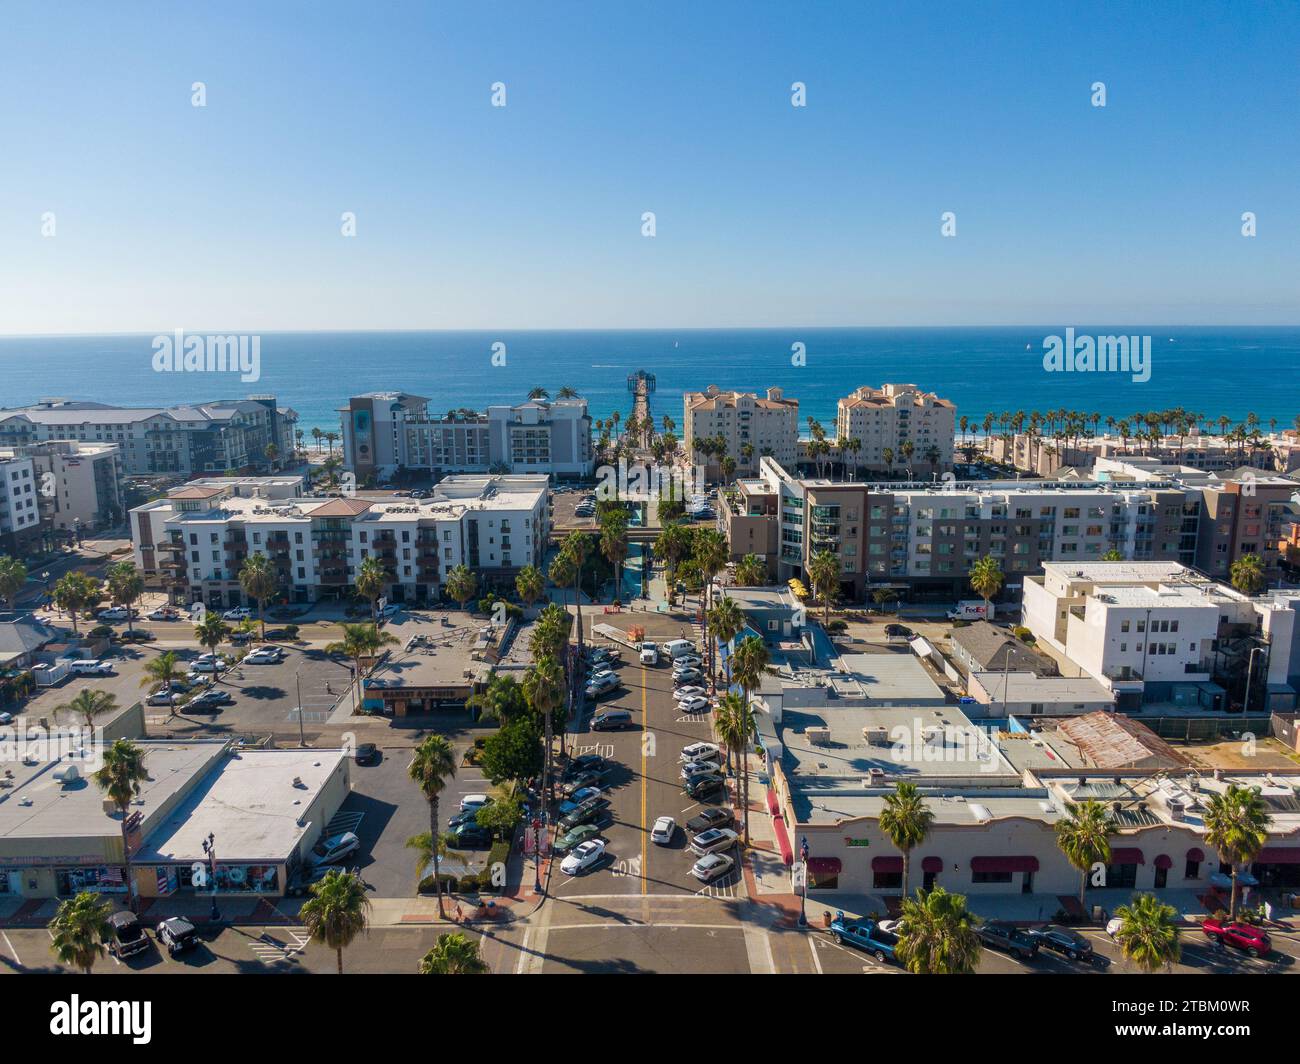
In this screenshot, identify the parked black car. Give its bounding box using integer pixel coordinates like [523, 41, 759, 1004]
[562, 754, 606, 780]
[1028, 924, 1094, 961]
[449, 824, 493, 850]
[684, 772, 726, 800]
[686, 807, 734, 833]
[108, 911, 150, 958]
[976, 920, 1039, 960]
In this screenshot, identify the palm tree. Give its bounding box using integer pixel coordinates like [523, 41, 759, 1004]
[300, 868, 370, 973]
[48, 892, 113, 973]
[53, 571, 99, 634]
[418, 931, 491, 974]
[879, 782, 934, 897]
[1230, 553, 1266, 596]
[693, 528, 729, 664]
[1054, 800, 1115, 909]
[1113, 893, 1181, 971]
[0, 555, 28, 612]
[515, 564, 544, 611]
[354, 555, 387, 622]
[1101, 548, 1124, 561]
[707, 595, 745, 690]
[238, 551, 277, 638]
[311, 426, 324, 452]
[729, 635, 770, 845]
[807, 549, 841, 626]
[734, 554, 766, 587]
[445, 564, 478, 611]
[528, 387, 550, 400]
[325, 623, 398, 711]
[894, 887, 981, 974]
[600, 511, 629, 604]
[523, 655, 564, 803]
[1203, 783, 1270, 918]
[140, 651, 183, 715]
[92, 739, 148, 911]
[968, 554, 1003, 615]
[56, 688, 119, 731]
[408, 734, 458, 919]
[193, 612, 231, 667]
[713, 689, 754, 789]
[106, 560, 145, 637]
[406, 830, 451, 890]
[555, 386, 579, 400]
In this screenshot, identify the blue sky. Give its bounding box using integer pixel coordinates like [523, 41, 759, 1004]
[2, 0, 1298, 332]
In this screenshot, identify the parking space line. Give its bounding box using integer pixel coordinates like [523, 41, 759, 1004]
[2, 931, 21, 966]
[808, 935, 824, 974]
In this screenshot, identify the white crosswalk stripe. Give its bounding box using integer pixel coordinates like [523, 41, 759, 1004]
[249, 929, 311, 964]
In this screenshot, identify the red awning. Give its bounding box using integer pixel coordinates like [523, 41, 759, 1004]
[1257, 847, 1300, 864]
[1110, 847, 1145, 865]
[872, 856, 903, 873]
[1186, 847, 1205, 862]
[1153, 855, 1173, 870]
[765, 790, 780, 816]
[807, 857, 841, 875]
[772, 816, 794, 867]
[922, 856, 943, 874]
[971, 856, 1039, 874]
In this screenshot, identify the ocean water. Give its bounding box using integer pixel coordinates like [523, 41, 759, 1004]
[0, 327, 1296, 438]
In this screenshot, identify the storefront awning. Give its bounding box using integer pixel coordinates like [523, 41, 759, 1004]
[1186, 847, 1205, 862]
[1257, 847, 1300, 864]
[1153, 855, 1173, 870]
[921, 856, 943, 874]
[772, 816, 794, 867]
[971, 856, 1039, 873]
[765, 790, 780, 816]
[872, 856, 903, 873]
[807, 857, 841, 875]
[1110, 847, 1144, 865]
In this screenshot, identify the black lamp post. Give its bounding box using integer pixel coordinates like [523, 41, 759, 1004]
[201, 832, 220, 922]
[532, 816, 544, 895]
[798, 837, 810, 927]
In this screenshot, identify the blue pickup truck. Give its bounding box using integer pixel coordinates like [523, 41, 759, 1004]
[828, 911, 898, 963]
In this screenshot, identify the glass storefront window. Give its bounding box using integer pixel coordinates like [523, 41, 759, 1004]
[56, 866, 127, 895]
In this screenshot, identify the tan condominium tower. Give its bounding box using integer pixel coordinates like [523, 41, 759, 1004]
[683, 385, 799, 477]
[836, 383, 956, 475]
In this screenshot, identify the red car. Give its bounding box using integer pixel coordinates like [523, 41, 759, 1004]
[1201, 918, 1271, 958]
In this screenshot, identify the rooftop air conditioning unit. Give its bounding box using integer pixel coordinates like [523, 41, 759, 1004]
[1167, 799, 1186, 821]
[805, 726, 831, 746]
[52, 764, 80, 784]
[862, 725, 889, 746]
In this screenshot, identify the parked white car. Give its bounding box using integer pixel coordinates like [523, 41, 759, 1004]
[689, 827, 738, 856]
[97, 607, 132, 622]
[459, 793, 491, 813]
[678, 696, 710, 714]
[650, 816, 676, 846]
[690, 852, 735, 883]
[560, 838, 607, 875]
[674, 686, 707, 702]
[243, 647, 283, 664]
[310, 831, 360, 866]
[680, 760, 719, 781]
[680, 742, 720, 763]
[222, 607, 253, 621]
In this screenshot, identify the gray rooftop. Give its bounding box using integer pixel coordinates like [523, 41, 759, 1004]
[948, 622, 1052, 674]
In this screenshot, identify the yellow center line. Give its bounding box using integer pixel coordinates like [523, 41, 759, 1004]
[641, 663, 648, 896]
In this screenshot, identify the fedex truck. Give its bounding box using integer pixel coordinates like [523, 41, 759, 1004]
[947, 600, 994, 621]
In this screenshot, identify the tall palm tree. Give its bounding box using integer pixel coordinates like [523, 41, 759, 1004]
[713, 689, 754, 792]
[807, 549, 841, 626]
[734, 554, 766, 587]
[238, 551, 277, 638]
[92, 739, 148, 912]
[707, 595, 745, 691]
[53, 571, 100, 634]
[693, 528, 729, 664]
[106, 561, 145, 637]
[408, 734, 458, 919]
[894, 887, 981, 974]
[444, 564, 478, 611]
[325, 623, 398, 711]
[1229, 553, 1266, 596]
[600, 511, 629, 604]
[406, 829, 452, 890]
[523, 655, 564, 804]
[879, 782, 934, 898]
[193, 612, 232, 668]
[354, 555, 387, 623]
[729, 635, 770, 845]
[0, 555, 28, 612]
[1054, 800, 1115, 909]
[968, 554, 1004, 615]
[300, 868, 371, 974]
[1113, 893, 1181, 971]
[56, 688, 119, 731]
[141, 651, 184, 718]
[48, 892, 113, 973]
[1203, 783, 1270, 918]
[515, 564, 544, 611]
[418, 931, 491, 974]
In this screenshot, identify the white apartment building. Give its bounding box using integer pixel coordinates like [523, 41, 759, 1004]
[0, 398, 295, 477]
[131, 473, 549, 607]
[836, 383, 955, 473]
[0, 454, 41, 556]
[343, 393, 594, 480]
[683, 386, 799, 476]
[0, 441, 124, 537]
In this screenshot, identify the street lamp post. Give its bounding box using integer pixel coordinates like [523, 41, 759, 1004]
[201, 832, 220, 922]
[797, 837, 809, 927]
[295, 672, 306, 748]
[532, 816, 544, 895]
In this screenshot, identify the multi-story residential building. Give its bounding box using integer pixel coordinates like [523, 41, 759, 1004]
[985, 430, 1300, 477]
[835, 383, 955, 474]
[0, 441, 124, 538]
[683, 386, 798, 477]
[1021, 560, 1300, 711]
[0, 397, 295, 477]
[724, 458, 1191, 600]
[0, 454, 41, 556]
[339, 392, 430, 479]
[342, 393, 594, 480]
[131, 473, 548, 608]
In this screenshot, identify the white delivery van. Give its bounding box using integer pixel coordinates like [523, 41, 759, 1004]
[69, 659, 115, 676]
[947, 601, 994, 621]
[662, 639, 696, 661]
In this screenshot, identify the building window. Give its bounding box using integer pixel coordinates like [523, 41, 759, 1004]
[872, 871, 902, 890]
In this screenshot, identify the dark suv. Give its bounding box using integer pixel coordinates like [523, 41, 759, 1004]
[977, 920, 1039, 960]
[1028, 924, 1094, 962]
